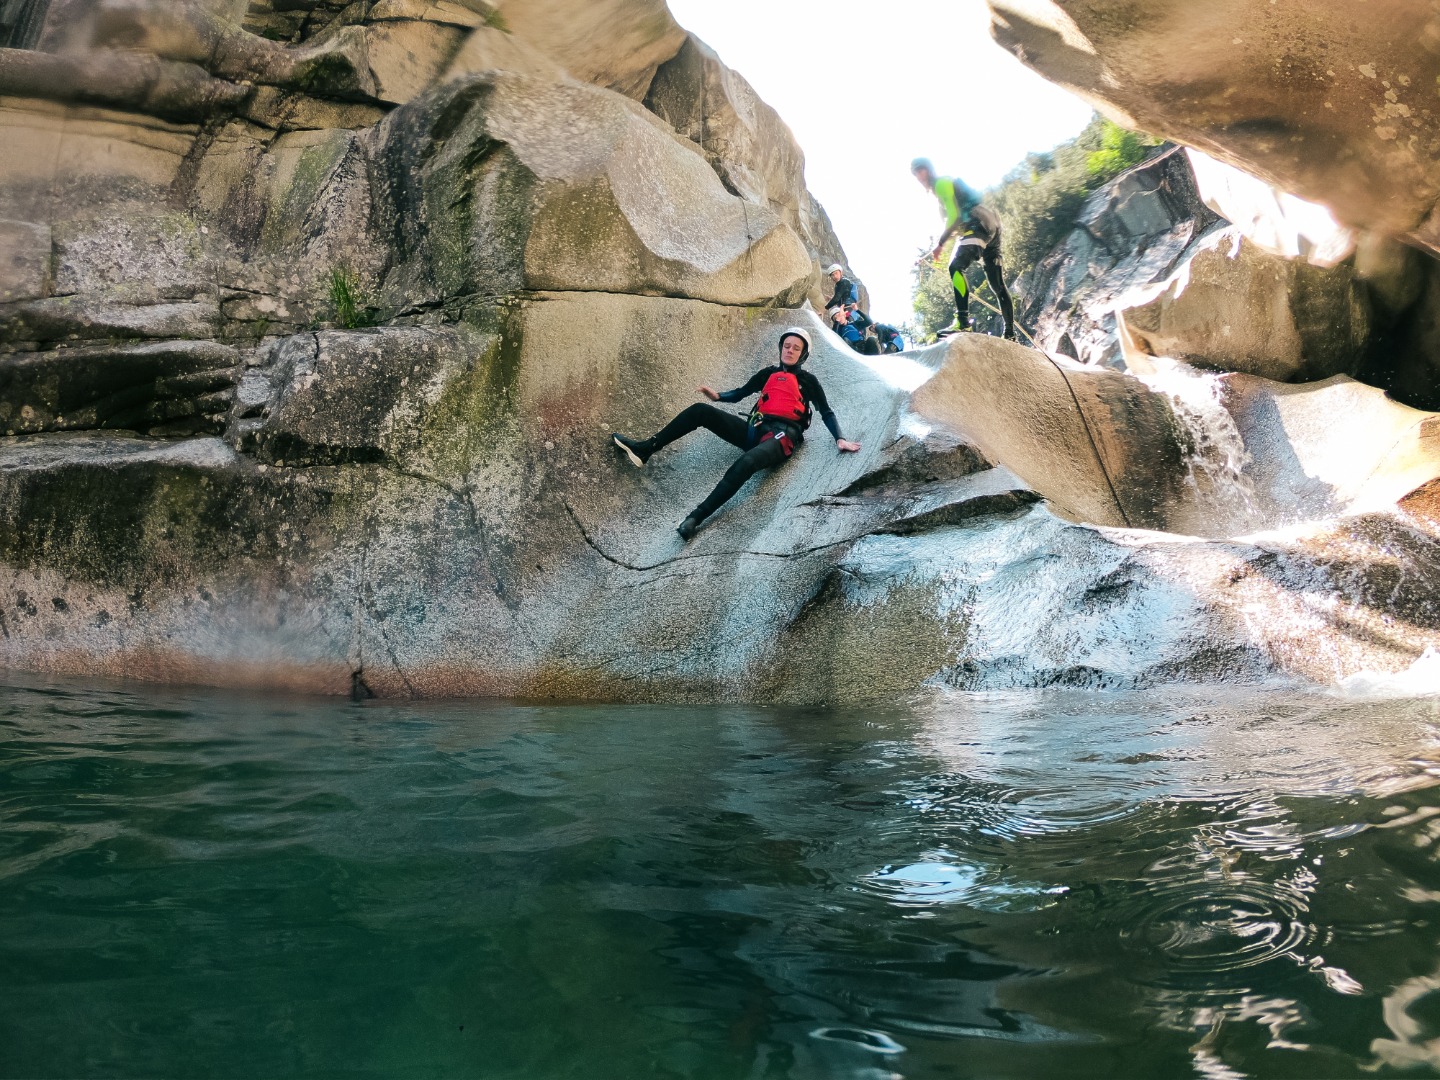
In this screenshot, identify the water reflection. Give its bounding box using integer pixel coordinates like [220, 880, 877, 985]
[3, 678, 1440, 1077]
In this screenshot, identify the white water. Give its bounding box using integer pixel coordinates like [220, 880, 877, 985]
[1136, 356, 1267, 536]
[1338, 646, 1440, 698]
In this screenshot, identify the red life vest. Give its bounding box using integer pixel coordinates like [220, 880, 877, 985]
[754, 370, 808, 424]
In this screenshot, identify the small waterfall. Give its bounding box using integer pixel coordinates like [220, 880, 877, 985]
[1136, 357, 1265, 535]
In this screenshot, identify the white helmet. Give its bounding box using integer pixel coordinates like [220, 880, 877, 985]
[779, 326, 813, 359]
[825, 263, 844, 275]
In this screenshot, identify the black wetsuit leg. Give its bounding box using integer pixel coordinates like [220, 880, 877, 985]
[690, 434, 791, 522]
[947, 243, 981, 327]
[982, 234, 1015, 337]
[649, 402, 750, 451]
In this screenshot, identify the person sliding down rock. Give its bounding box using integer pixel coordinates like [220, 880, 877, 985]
[611, 328, 861, 541]
[911, 157, 1017, 341]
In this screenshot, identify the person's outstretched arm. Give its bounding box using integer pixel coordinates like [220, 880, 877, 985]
[802, 372, 860, 452]
[700, 368, 770, 402]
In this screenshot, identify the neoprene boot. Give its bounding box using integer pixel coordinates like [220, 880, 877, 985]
[612, 432, 653, 467]
[1003, 327, 1018, 342]
[677, 513, 703, 541]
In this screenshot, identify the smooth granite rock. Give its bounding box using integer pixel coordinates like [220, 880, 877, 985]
[374, 73, 813, 310]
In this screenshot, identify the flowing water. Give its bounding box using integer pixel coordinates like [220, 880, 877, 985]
[1136, 357, 1265, 536]
[6, 676, 1440, 1079]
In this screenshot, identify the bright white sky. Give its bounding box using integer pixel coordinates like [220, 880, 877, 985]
[666, 0, 1095, 325]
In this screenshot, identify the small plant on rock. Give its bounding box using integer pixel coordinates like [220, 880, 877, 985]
[328, 266, 379, 330]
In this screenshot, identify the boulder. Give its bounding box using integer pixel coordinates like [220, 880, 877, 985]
[233, 325, 499, 472]
[442, 23, 566, 85]
[766, 497, 1440, 698]
[358, 20, 469, 105]
[0, 45, 248, 122]
[5, 302, 1440, 699]
[368, 0, 492, 29]
[5, 0, 1440, 704]
[51, 211, 212, 298]
[487, 0, 685, 100]
[0, 296, 221, 344]
[1117, 229, 1372, 383]
[644, 34, 855, 310]
[1218, 370, 1440, 524]
[0, 304, 926, 699]
[912, 331, 1440, 541]
[180, 120, 389, 333]
[912, 334, 1193, 532]
[374, 73, 813, 310]
[988, 0, 1440, 256]
[1017, 146, 1227, 368]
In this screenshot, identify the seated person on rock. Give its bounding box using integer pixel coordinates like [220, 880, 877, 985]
[873, 323, 904, 353]
[825, 263, 858, 310]
[832, 306, 880, 355]
[611, 328, 861, 541]
[829, 305, 865, 348]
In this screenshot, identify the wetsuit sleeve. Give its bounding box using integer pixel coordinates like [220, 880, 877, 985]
[830, 278, 857, 307]
[801, 371, 844, 441]
[716, 368, 772, 403]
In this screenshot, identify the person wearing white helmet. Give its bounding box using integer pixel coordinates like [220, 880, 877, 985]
[825, 263, 858, 310]
[612, 328, 861, 540]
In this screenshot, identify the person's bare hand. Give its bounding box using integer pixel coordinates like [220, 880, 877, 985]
[699, 386, 720, 401]
[836, 439, 861, 453]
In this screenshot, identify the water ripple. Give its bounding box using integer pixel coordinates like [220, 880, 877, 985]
[863, 856, 1067, 913]
[1114, 875, 1317, 984]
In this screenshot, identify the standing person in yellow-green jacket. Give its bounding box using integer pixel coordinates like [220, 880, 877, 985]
[911, 158, 1017, 341]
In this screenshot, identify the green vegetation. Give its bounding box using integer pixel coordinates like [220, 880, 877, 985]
[909, 116, 1160, 341]
[907, 260, 962, 343]
[483, 8, 509, 31]
[1085, 121, 1152, 182]
[327, 267, 379, 330]
[988, 115, 1159, 276]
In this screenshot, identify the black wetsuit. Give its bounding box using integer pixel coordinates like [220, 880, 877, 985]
[828, 275, 858, 310]
[647, 365, 844, 523]
[948, 204, 1014, 336]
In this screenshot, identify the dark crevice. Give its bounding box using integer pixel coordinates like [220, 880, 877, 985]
[561, 498, 1030, 575]
[350, 668, 375, 700]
